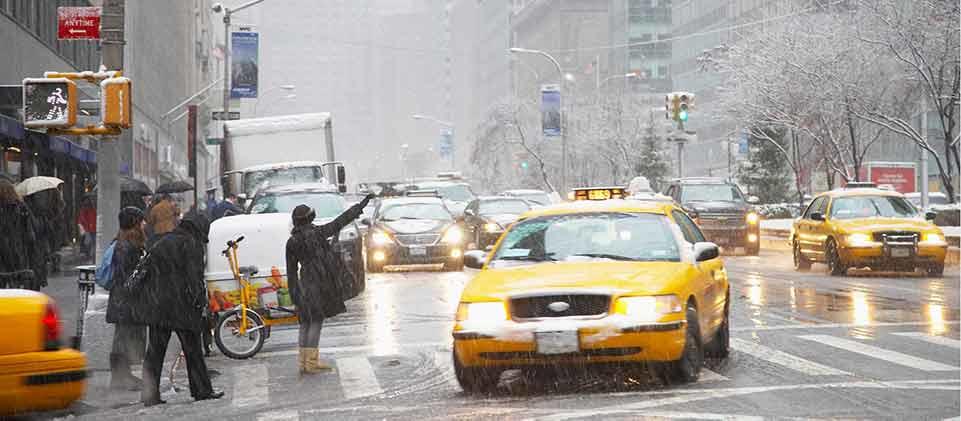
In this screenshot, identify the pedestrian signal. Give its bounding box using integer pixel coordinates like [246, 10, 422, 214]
[101, 77, 132, 128]
[23, 78, 77, 128]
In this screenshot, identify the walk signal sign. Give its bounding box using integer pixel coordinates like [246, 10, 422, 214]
[23, 78, 78, 128]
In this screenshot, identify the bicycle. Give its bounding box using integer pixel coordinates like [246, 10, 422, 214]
[213, 236, 299, 359]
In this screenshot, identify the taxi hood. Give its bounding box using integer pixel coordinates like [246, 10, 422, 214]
[832, 217, 931, 233]
[460, 261, 691, 301]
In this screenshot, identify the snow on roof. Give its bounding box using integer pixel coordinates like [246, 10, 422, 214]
[503, 189, 548, 195]
[240, 161, 325, 173]
[224, 113, 331, 137]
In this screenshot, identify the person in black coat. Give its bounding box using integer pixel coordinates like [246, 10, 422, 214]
[105, 207, 148, 390]
[134, 211, 222, 406]
[0, 180, 43, 289]
[285, 194, 373, 374]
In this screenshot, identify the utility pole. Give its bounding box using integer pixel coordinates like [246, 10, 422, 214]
[96, 0, 124, 260]
[920, 102, 929, 210]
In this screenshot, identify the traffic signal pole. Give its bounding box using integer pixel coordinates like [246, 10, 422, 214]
[95, 0, 124, 261]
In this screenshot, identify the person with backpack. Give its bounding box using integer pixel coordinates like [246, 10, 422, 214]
[102, 207, 148, 390]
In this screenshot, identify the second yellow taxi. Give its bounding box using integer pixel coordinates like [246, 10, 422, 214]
[453, 196, 730, 393]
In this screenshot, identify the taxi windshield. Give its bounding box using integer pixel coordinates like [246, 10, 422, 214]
[830, 195, 918, 220]
[490, 212, 680, 265]
[479, 199, 531, 215]
[380, 202, 452, 221]
[249, 192, 346, 217]
[681, 184, 744, 203]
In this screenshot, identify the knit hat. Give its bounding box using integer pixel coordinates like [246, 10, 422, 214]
[292, 204, 315, 226]
[118, 206, 145, 230]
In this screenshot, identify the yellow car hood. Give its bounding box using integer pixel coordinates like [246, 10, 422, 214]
[833, 217, 933, 233]
[461, 261, 692, 301]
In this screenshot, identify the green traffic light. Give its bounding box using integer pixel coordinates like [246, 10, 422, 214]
[679, 110, 688, 122]
[520, 161, 529, 169]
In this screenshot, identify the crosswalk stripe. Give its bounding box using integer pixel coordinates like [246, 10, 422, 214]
[891, 332, 961, 349]
[232, 363, 269, 408]
[731, 338, 850, 376]
[336, 356, 384, 400]
[256, 409, 299, 421]
[699, 368, 729, 382]
[799, 335, 959, 372]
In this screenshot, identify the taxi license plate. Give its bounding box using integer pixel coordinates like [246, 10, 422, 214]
[535, 331, 579, 355]
[409, 246, 427, 256]
[890, 247, 911, 258]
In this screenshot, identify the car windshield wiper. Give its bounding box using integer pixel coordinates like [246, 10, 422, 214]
[497, 254, 557, 262]
[568, 253, 637, 261]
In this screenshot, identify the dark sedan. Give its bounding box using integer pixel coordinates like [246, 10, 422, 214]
[363, 197, 465, 272]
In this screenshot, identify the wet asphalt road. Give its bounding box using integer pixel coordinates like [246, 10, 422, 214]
[36, 249, 960, 420]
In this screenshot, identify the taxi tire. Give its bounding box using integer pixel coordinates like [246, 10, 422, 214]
[453, 352, 501, 394]
[793, 239, 812, 271]
[704, 298, 730, 359]
[826, 239, 847, 276]
[659, 305, 703, 384]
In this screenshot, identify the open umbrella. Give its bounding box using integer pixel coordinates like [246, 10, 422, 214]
[15, 176, 64, 197]
[92, 176, 153, 196]
[156, 180, 194, 194]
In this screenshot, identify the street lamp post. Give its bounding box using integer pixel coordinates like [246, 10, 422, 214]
[510, 47, 567, 194]
[411, 114, 455, 169]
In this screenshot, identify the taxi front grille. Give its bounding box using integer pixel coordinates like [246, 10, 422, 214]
[510, 294, 610, 319]
[873, 231, 918, 243]
[394, 234, 440, 246]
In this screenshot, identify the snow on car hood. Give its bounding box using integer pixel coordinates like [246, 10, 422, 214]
[382, 219, 447, 234]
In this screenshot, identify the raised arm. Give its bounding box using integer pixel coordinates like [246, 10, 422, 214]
[316, 194, 374, 239]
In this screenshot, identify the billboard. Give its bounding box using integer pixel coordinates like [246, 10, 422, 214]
[541, 84, 561, 137]
[855, 162, 917, 194]
[231, 31, 259, 98]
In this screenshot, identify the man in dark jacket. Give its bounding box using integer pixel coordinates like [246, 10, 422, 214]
[0, 179, 43, 289]
[286, 194, 373, 374]
[134, 211, 222, 405]
[210, 193, 244, 221]
[105, 207, 148, 390]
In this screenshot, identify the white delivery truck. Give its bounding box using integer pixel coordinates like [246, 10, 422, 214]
[222, 112, 345, 199]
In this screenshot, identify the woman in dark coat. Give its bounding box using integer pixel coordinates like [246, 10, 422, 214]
[132, 211, 222, 405]
[0, 180, 43, 290]
[286, 194, 373, 374]
[105, 207, 148, 390]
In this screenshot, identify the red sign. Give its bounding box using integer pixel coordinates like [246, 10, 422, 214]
[58, 7, 101, 40]
[854, 164, 917, 193]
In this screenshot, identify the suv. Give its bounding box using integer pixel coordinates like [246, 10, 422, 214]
[663, 178, 761, 255]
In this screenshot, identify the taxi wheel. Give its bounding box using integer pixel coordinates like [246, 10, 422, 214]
[826, 239, 847, 276]
[927, 263, 944, 277]
[453, 352, 501, 394]
[793, 239, 811, 271]
[659, 305, 703, 384]
[704, 298, 730, 359]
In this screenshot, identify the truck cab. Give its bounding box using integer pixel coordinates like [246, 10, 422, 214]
[664, 177, 761, 255]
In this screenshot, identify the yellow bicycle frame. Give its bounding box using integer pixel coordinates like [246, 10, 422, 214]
[223, 240, 299, 335]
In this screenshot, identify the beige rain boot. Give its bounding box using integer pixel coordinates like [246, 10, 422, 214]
[297, 348, 307, 374]
[302, 347, 333, 374]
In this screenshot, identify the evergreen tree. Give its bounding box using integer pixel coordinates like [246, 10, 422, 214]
[634, 129, 670, 191]
[737, 127, 791, 203]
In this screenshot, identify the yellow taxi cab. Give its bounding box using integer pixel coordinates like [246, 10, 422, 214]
[791, 184, 948, 276]
[0, 289, 86, 416]
[453, 193, 730, 393]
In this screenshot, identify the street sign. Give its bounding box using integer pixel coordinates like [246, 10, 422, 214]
[57, 7, 101, 40]
[212, 111, 240, 120]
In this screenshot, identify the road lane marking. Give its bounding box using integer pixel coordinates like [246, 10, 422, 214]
[433, 350, 461, 390]
[891, 332, 961, 349]
[699, 369, 729, 382]
[621, 411, 763, 420]
[799, 335, 959, 371]
[731, 320, 959, 332]
[256, 409, 299, 421]
[730, 338, 850, 376]
[232, 363, 269, 408]
[336, 356, 383, 400]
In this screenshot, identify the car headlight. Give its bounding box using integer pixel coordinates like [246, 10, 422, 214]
[442, 226, 464, 244]
[846, 233, 874, 247]
[613, 295, 682, 322]
[483, 222, 501, 233]
[371, 230, 393, 245]
[922, 232, 945, 244]
[455, 301, 507, 322]
[746, 212, 760, 225]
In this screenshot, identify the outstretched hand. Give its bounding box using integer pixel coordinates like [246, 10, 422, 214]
[360, 193, 376, 207]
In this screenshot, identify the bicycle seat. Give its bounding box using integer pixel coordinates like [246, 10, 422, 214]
[238, 265, 259, 277]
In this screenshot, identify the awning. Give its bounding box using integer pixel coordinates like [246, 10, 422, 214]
[0, 114, 24, 140]
[48, 135, 96, 164]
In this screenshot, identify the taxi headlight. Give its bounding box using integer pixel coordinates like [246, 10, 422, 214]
[483, 222, 501, 233]
[614, 295, 682, 322]
[456, 302, 507, 322]
[846, 233, 874, 247]
[922, 232, 945, 244]
[746, 212, 760, 225]
[442, 226, 464, 244]
[371, 230, 393, 245]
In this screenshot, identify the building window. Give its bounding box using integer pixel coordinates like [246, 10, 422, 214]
[658, 65, 668, 78]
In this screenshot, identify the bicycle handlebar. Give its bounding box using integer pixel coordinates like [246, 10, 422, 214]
[221, 236, 245, 255]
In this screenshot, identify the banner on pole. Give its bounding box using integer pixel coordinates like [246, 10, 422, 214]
[541, 84, 561, 137]
[188, 105, 197, 177]
[230, 32, 259, 98]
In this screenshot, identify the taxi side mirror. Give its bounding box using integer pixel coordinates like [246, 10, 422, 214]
[925, 211, 937, 221]
[463, 250, 486, 269]
[810, 212, 825, 221]
[694, 242, 720, 262]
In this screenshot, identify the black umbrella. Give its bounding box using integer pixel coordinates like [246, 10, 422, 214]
[92, 176, 153, 196]
[156, 180, 194, 194]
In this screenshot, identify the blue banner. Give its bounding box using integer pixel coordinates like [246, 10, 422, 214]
[439, 128, 453, 158]
[231, 32, 259, 98]
[541, 85, 561, 137]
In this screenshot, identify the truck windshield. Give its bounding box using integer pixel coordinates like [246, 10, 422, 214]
[244, 167, 324, 195]
[830, 195, 918, 220]
[249, 192, 346, 217]
[681, 184, 744, 203]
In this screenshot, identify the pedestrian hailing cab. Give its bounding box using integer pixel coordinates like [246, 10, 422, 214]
[0, 290, 86, 416]
[452, 188, 730, 393]
[791, 182, 948, 276]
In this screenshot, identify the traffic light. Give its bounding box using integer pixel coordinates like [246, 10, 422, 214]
[101, 77, 132, 128]
[678, 93, 693, 122]
[22, 78, 77, 128]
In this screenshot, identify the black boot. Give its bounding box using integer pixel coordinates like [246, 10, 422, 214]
[110, 353, 143, 391]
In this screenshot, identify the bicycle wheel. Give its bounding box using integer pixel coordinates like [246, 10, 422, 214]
[215, 308, 266, 359]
